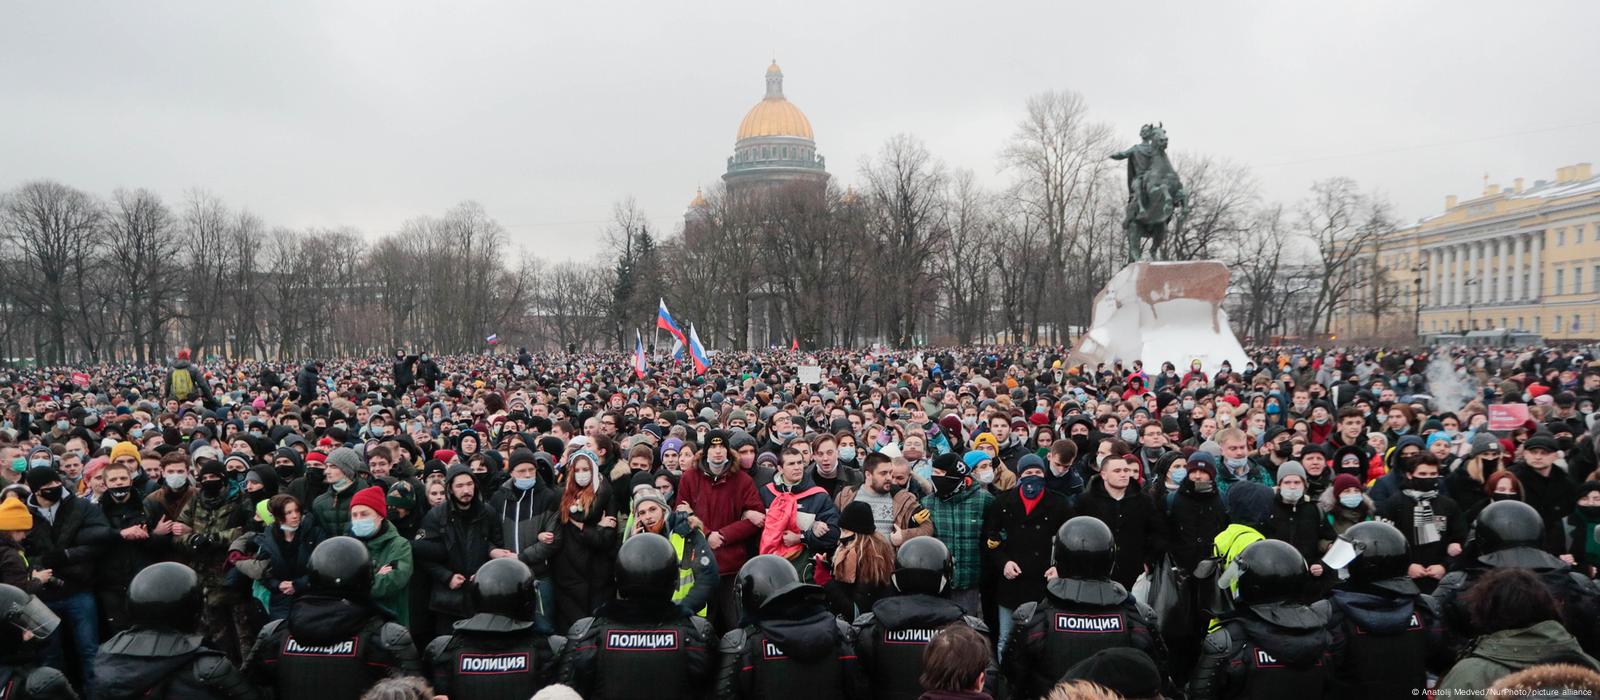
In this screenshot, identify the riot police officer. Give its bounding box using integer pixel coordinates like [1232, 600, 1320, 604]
[1315, 522, 1449, 696]
[1189, 539, 1334, 700]
[243, 537, 421, 699]
[716, 554, 865, 700]
[93, 562, 259, 699]
[1003, 516, 1169, 700]
[0, 583, 74, 700]
[425, 558, 562, 700]
[852, 536, 996, 700]
[561, 532, 716, 699]
[1435, 499, 1600, 655]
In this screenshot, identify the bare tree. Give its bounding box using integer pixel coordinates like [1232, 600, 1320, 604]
[105, 188, 183, 361]
[1302, 178, 1394, 335]
[937, 170, 995, 344]
[1166, 154, 1256, 261]
[861, 134, 947, 347]
[1000, 90, 1114, 343]
[0, 181, 104, 363]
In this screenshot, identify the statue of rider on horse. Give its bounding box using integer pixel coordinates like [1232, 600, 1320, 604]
[1110, 123, 1187, 262]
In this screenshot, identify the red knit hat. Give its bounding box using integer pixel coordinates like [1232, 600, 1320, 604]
[350, 486, 387, 520]
[433, 449, 457, 464]
[306, 451, 327, 464]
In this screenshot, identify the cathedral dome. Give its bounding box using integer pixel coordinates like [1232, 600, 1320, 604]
[735, 61, 813, 142]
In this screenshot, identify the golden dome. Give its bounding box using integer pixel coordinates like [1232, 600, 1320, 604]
[737, 99, 813, 141]
[736, 60, 813, 141]
[688, 188, 707, 208]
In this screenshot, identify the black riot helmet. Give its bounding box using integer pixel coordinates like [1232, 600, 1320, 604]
[0, 583, 58, 646]
[736, 554, 820, 616]
[472, 558, 536, 619]
[1474, 500, 1544, 553]
[1226, 539, 1307, 605]
[1343, 521, 1410, 584]
[309, 536, 374, 598]
[616, 532, 679, 601]
[893, 536, 953, 595]
[128, 562, 203, 632]
[1053, 516, 1116, 580]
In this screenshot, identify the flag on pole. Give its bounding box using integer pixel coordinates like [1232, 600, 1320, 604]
[485, 334, 499, 345]
[791, 337, 799, 351]
[669, 336, 686, 363]
[632, 329, 648, 378]
[688, 324, 710, 375]
[656, 299, 688, 347]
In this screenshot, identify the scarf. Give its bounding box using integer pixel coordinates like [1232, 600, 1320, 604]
[1402, 488, 1440, 545]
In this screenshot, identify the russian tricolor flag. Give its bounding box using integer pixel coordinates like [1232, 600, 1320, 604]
[656, 299, 688, 347]
[688, 323, 710, 375]
[632, 329, 648, 378]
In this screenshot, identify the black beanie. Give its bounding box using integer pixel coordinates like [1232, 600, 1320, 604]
[840, 500, 875, 536]
[24, 466, 60, 492]
[508, 448, 537, 470]
[1061, 648, 1162, 699]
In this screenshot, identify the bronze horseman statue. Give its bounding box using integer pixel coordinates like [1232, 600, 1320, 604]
[1110, 123, 1187, 261]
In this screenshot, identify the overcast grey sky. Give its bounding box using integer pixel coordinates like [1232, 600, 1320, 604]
[4, 1, 1598, 261]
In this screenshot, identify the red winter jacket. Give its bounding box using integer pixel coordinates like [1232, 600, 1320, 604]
[677, 465, 765, 575]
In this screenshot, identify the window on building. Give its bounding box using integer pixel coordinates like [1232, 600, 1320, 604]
[1557, 315, 1564, 333]
[1576, 267, 1584, 295]
[1557, 269, 1565, 295]
[1558, 229, 1566, 246]
[1578, 225, 1585, 244]
[1518, 317, 1525, 330]
[1536, 317, 1543, 333]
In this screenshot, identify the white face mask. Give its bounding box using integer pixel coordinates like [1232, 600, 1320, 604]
[975, 469, 995, 484]
[574, 470, 592, 488]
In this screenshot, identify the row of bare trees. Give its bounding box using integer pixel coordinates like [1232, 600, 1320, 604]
[1, 91, 1405, 361]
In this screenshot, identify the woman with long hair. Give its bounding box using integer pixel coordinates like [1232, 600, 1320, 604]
[825, 501, 895, 617]
[550, 449, 617, 630]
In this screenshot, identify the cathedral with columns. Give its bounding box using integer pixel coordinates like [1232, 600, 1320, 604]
[1333, 162, 1600, 340]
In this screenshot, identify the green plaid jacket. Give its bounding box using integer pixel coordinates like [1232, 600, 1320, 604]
[921, 486, 994, 590]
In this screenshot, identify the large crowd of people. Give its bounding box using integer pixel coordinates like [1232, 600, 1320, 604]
[0, 343, 1599, 698]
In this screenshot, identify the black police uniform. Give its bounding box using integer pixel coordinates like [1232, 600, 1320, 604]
[0, 584, 74, 700]
[1313, 522, 1449, 697]
[426, 559, 563, 700]
[93, 562, 258, 700]
[242, 537, 421, 700]
[1435, 500, 1600, 655]
[715, 554, 866, 700]
[853, 594, 989, 700]
[1189, 540, 1333, 700]
[1003, 516, 1170, 700]
[852, 536, 997, 700]
[1004, 577, 1165, 700]
[561, 533, 716, 700]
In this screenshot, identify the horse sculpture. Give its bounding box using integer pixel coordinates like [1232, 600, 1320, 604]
[1110, 123, 1187, 262]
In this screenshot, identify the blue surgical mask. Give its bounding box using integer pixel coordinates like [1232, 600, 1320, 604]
[913, 463, 934, 482]
[1224, 457, 1250, 474]
[1339, 493, 1363, 508]
[350, 518, 378, 537]
[838, 446, 857, 462]
[1266, 404, 1281, 415]
[514, 477, 538, 491]
[1169, 467, 1188, 484]
[1120, 428, 1137, 443]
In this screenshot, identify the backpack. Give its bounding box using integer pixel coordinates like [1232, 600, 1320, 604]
[171, 368, 195, 400]
[760, 483, 827, 559]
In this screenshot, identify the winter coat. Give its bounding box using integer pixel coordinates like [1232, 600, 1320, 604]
[1266, 495, 1334, 566]
[311, 480, 368, 537]
[1513, 462, 1578, 554]
[96, 491, 156, 593]
[676, 465, 764, 576]
[486, 480, 560, 576]
[1376, 491, 1467, 569]
[177, 491, 250, 605]
[550, 484, 617, 631]
[415, 498, 504, 618]
[1316, 488, 1373, 535]
[254, 524, 319, 620]
[0, 537, 39, 595]
[358, 518, 413, 626]
[293, 362, 319, 403]
[165, 359, 212, 402]
[1160, 481, 1230, 571]
[1069, 476, 1165, 588]
[24, 493, 112, 600]
[1436, 620, 1600, 693]
[982, 486, 1071, 608]
[834, 486, 934, 540]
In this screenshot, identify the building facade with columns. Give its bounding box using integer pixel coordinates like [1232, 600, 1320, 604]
[1333, 162, 1600, 341]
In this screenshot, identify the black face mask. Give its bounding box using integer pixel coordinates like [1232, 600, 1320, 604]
[932, 475, 963, 499]
[1580, 505, 1600, 520]
[888, 483, 907, 497]
[1489, 492, 1518, 502]
[199, 480, 225, 497]
[1406, 477, 1438, 493]
[276, 465, 298, 481]
[37, 486, 63, 503]
[107, 486, 133, 502]
[1559, 436, 1577, 452]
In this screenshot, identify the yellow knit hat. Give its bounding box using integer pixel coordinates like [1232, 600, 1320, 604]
[110, 441, 140, 464]
[0, 498, 32, 532]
